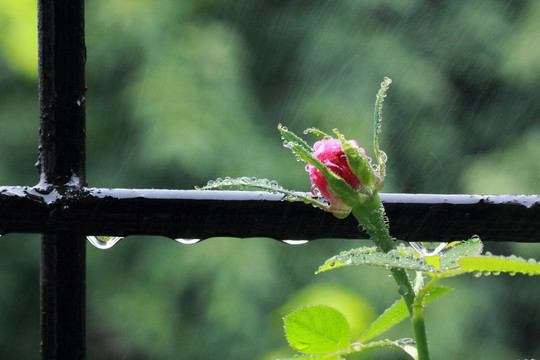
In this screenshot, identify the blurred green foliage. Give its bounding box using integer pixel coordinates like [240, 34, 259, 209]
[0, 0, 538, 359]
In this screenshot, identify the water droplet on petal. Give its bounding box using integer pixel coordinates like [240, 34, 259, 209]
[174, 238, 201, 245]
[87, 236, 123, 249]
[282, 239, 309, 245]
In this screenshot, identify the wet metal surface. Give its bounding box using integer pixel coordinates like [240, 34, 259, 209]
[1, 187, 538, 242]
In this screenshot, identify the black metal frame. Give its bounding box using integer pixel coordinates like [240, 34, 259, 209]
[0, 1, 537, 359]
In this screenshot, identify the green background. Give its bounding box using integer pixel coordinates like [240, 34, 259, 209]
[0, 0, 538, 359]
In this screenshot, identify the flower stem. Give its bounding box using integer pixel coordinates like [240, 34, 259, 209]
[352, 194, 430, 359]
[412, 302, 430, 360]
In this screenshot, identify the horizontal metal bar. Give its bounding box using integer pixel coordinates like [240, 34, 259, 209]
[0, 187, 538, 242]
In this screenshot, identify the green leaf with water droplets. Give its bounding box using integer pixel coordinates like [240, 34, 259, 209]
[197, 176, 330, 212]
[457, 255, 540, 276]
[359, 286, 453, 343]
[316, 247, 434, 274]
[439, 237, 483, 270]
[284, 305, 352, 355]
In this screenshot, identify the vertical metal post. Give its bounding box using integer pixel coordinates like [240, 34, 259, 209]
[37, 0, 86, 359]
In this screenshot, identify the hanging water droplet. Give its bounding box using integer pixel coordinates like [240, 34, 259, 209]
[398, 284, 409, 296]
[87, 236, 123, 249]
[282, 239, 309, 245]
[397, 338, 416, 345]
[174, 238, 201, 245]
[409, 242, 448, 257]
[472, 271, 482, 278]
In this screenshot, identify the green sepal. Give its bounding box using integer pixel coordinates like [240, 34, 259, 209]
[342, 140, 380, 191]
[304, 127, 333, 139]
[373, 77, 391, 177]
[279, 124, 313, 153]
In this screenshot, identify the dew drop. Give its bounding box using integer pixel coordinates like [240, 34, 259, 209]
[174, 238, 201, 245]
[87, 236, 123, 249]
[282, 239, 309, 245]
[472, 271, 482, 278]
[269, 180, 279, 186]
[470, 235, 481, 242]
[398, 284, 409, 296]
[409, 242, 448, 257]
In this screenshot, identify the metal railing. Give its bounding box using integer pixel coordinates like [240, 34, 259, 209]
[0, 1, 538, 359]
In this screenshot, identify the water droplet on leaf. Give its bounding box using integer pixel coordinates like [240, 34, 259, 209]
[409, 242, 448, 257]
[398, 284, 409, 296]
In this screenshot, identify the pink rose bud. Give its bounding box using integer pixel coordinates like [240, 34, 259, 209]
[308, 139, 365, 213]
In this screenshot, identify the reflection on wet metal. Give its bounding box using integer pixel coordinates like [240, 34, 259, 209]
[282, 239, 309, 245]
[174, 238, 201, 245]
